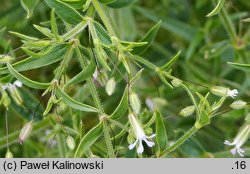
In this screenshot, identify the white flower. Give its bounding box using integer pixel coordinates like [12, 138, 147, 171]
[128, 113, 156, 154]
[224, 125, 250, 157]
[1, 80, 22, 90]
[227, 89, 238, 99]
[211, 86, 238, 99]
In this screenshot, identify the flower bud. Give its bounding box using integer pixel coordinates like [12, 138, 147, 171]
[19, 121, 33, 144]
[179, 105, 195, 117]
[230, 100, 247, 110]
[211, 86, 228, 96]
[0, 55, 14, 64]
[43, 95, 56, 115]
[171, 78, 182, 87]
[25, 40, 51, 48]
[5, 149, 13, 158]
[105, 77, 116, 96]
[1, 91, 11, 109]
[66, 135, 75, 150]
[129, 92, 141, 115]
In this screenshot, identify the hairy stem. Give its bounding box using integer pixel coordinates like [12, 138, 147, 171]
[75, 45, 104, 114]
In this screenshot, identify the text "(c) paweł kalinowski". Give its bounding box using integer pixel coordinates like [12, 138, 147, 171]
[20, 161, 104, 170]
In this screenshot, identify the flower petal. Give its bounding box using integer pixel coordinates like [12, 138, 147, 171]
[14, 80, 22, 88]
[224, 140, 234, 146]
[137, 139, 144, 154]
[144, 139, 155, 147]
[147, 134, 156, 139]
[230, 147, 237, 155]
[128, 139, 138, 150]
[237, 147, 245, 157]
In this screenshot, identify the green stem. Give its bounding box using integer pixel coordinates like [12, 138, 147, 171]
[92, 0, 116, 37]
[219, 7, 238, 44]
[75, 45, 104, 114]
[158, 126, 198, 157]
[219, 6, 247, 62]
[131, 55, 158, 70]
[102, 119, 115, 157]
[55, 44, 74, 80]
[56, 132, 67, 158]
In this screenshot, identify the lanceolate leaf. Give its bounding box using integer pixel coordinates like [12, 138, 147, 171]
[74, 123, 103, 157]
[0, 45, 67, 75]
[110, 87, 128, 120]
[228, 62, 250, 72]
[61, 0, 87, 9]
[160, 51, 181, 71]
[108, 0, 137, 8]
[94, 21, 112, 45]
[44, 0, 83, 25]
[98, 0, 116, 5]
[56, 86, 99, 113]
[64, 57, 96, 88]
[33, 24, 53, 38]
[155, 109, 168, 151]
[206, 0, 225, 17]
[132, 21, 162, 55]
[21, 0, 40, 18]
[7, 63, 50, 89]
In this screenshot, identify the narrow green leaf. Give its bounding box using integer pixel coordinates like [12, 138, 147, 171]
[74, 123, 103, 157]
[62, 20, 88, 41]
[51, 9, 59, 39]
[158, 73, 173, 89]
[9, 31, 38, 41]
[21, 44, 56, 58]
[108, 0, 137, 8]
[95, 46, 111, 71]
[196, 92, 211, 113]
[160, 51, 181, 71]
[206, 0, 225, 17]
[132, 21, 161, 55]
[93, 21, 112, 45]
[44, 0, 83, 25]
[7, 63, 50, 89]
[99, 0, 116, 4]
[33, 24, 53, 38]
[61, 0, 87, 9]
[155, 109, 168, 151]
[64, 57, 96, 88]
[21, 0, 40, 18]
[130, 69, 143, 85]
[56, 86, 99, 113]
[228, 62, 250, 72]
[110, 87, 128, 120]
[0, 45, 67, 75]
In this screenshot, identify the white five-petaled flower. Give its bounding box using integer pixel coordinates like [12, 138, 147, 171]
[224, 124, 250, 157]
[128, 113, 156, 154]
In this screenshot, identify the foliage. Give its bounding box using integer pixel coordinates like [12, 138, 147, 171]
[0, 0, 250, 158]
